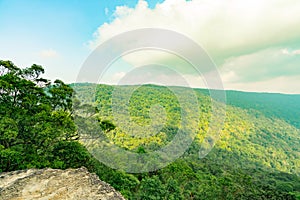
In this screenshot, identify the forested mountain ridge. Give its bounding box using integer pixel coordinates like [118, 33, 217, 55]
[1, 59, 299, 200]
[225, 90, 300, 128]
[71, 83, 300, 199]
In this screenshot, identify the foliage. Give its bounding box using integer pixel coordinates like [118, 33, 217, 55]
[0, 60, 81, 171]
[225, 90, 300, 128]
[2, 64, 300, 200]
[72, 83, 300, 199]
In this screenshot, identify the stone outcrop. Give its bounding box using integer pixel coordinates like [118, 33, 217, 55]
[0, 167, 125, 200]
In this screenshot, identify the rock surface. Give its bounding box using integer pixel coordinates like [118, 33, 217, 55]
[0, 167, 125, 200]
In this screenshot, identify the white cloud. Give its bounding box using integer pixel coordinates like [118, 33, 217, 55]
[292, 49, 300, 55]
[281, 48, 290, 55]
[100, 71, 126, 85]
[280, 48, 300, 55]
[223, 75, 300, 94]
[39, 49, 59, 58]
[90, 0, 300, 63]
[89, 0, 300, 93]
[220, 48, 300, 83]
[121, 49, 197, 75]
[113, 71, 126, 80]
[105, 8, 109, 16]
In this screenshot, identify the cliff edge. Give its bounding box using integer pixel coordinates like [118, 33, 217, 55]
[0, 167, 125, 200]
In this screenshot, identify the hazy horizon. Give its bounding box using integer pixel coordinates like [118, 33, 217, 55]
[72, 82, 300, 95]
[1, 0, 300, 94]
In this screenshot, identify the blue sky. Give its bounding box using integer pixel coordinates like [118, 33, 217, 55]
[0, 0, 163, 80]
[1, 0, 300, 93]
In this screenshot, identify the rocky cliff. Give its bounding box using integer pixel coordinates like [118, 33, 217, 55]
[0, 167, 125, 200]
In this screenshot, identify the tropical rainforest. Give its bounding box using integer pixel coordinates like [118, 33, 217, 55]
[1, 60, 300, 199]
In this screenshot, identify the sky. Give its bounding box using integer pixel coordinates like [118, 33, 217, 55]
[1, 0, 300, 94]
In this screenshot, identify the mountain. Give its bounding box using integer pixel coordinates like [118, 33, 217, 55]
[225, 90, 300, 128]
[72, 83, 300, 199]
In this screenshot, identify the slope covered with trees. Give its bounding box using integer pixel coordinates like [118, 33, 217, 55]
[0, 60, 90, 171]
[71, 83, 300, 199]
[225, 90, 300, 128]
[1, 60, 299, 199]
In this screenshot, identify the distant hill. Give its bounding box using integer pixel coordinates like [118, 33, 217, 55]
[72, 83, 300, 199]
[225, 90, 300, 128]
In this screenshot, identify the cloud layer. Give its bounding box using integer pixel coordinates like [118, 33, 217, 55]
[90, 0, 300, 93]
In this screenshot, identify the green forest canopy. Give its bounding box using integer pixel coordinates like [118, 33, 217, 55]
[72, 82, 300, 199]
[1, 60, 300, 199]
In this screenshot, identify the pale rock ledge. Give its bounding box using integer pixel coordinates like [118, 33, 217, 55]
[0, 167, 125, 200]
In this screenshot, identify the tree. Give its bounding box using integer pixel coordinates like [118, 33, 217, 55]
[98, 119, 116, 133]
[165, 178, 183, 200]
[138, 176, 166, 200]
[0, 60, 78, 171]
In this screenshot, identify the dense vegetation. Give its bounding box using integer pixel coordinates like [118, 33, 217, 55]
[1, 60, 300, 199]
[72, 83, 300, 199]
[68, 84, 300, 199]
[226, 90, 300, 129]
